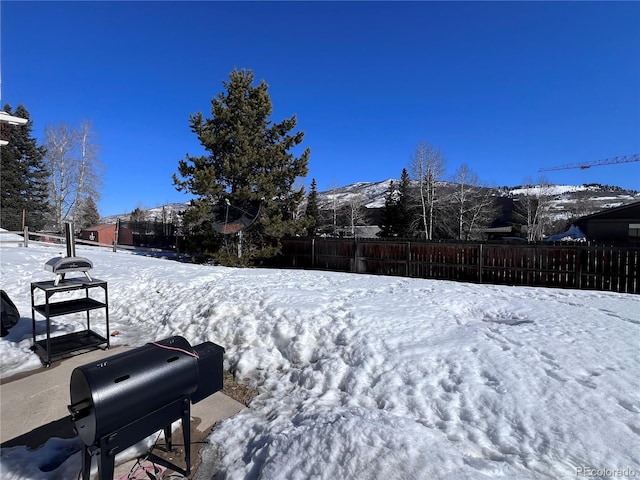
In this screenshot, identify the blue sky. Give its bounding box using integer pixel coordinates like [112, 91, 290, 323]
[2, 1, 639, 216]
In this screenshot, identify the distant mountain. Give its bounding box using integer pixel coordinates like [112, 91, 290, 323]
[100, 181, 639, 232]
[316, 180, 638, 225]
[101, 203, 189, 224]
[316, 179, 394, 210]
[508, 184, 639, 224]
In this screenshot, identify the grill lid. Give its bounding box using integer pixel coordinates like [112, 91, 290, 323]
[45, 256, 93, 274]
[44, 256, 93, 285]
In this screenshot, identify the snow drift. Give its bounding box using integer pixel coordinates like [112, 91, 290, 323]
[0, 244, 638, 479]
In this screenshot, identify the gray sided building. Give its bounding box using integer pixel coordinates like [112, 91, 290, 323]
[574, 201, 640, 244]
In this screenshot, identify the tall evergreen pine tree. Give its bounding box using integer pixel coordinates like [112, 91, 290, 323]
[0, 104, 50, 231]
[174, 68, 310, 259]
[379, 169, 416, 238]
[396, 168, 414, 237]
[305, 178, 320, 236]
[379, 180, 399, 237]
[77, 197, 100, 229]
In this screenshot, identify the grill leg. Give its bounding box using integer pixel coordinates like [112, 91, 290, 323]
[182, 401, 191, 476]
[164, 425, 172, 451]
[98, 443, 115, 480]
[81, 445, 92, 480]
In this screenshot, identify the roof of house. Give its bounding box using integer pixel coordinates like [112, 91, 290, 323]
[82, 224, 117, 232]
[479, 226, 514, 234]
[575, 201, 640, 223]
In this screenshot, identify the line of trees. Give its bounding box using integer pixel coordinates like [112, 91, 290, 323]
[384, 142, 508, 241]
[1, 104, 102, 233]
[301, 142, 504, 241]
[302, 142, 558, 242]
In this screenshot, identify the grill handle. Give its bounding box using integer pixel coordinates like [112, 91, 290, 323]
[68, 399, 92, 421]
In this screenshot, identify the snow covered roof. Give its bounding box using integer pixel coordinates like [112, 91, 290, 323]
[544, 225, 586, 242]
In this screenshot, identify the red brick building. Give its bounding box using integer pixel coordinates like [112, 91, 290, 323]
[80, 224, 133, 246]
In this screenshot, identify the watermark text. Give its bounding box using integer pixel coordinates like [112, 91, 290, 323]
[576, 467, 637, 478]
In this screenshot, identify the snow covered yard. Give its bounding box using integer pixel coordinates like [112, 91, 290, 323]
[1, 243, 639, 479]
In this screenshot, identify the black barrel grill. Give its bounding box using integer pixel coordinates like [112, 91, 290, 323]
[68, 336, 224, 480]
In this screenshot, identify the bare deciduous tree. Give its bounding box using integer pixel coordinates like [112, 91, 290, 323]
[450, 164, 499, 240]
[410, 141, 446, 240]
[45, 121, 103, 231]
[326, 181, 340, 237]
[343, 193, 367, 237]
[515, 177, 556, 241]
[45, 124, 74, 230]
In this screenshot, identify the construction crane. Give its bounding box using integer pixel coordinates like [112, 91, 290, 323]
[539, 153, 639, 172]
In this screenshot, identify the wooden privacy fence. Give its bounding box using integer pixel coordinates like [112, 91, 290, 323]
[280, 238, 640, 294]
[0, 227, 137, 252]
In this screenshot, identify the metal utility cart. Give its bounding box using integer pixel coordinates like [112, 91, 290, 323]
[31, 278, 109, 367]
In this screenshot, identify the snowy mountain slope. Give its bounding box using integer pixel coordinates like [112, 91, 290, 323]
[100, 181, 638, 230]
[101, 202, 189, 224]
[318, 179, 394, 209]
[314, 180, 639, 228]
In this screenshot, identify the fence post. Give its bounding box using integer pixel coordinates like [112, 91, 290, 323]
[406, 241, 411, 277]
[311, 238, 315, 268]
[478, 243, 483, 283]
[23, 227, 29, 247]
[114, 219, 120, 252]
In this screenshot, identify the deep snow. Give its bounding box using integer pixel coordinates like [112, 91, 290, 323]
[0, 242, 639, 479]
